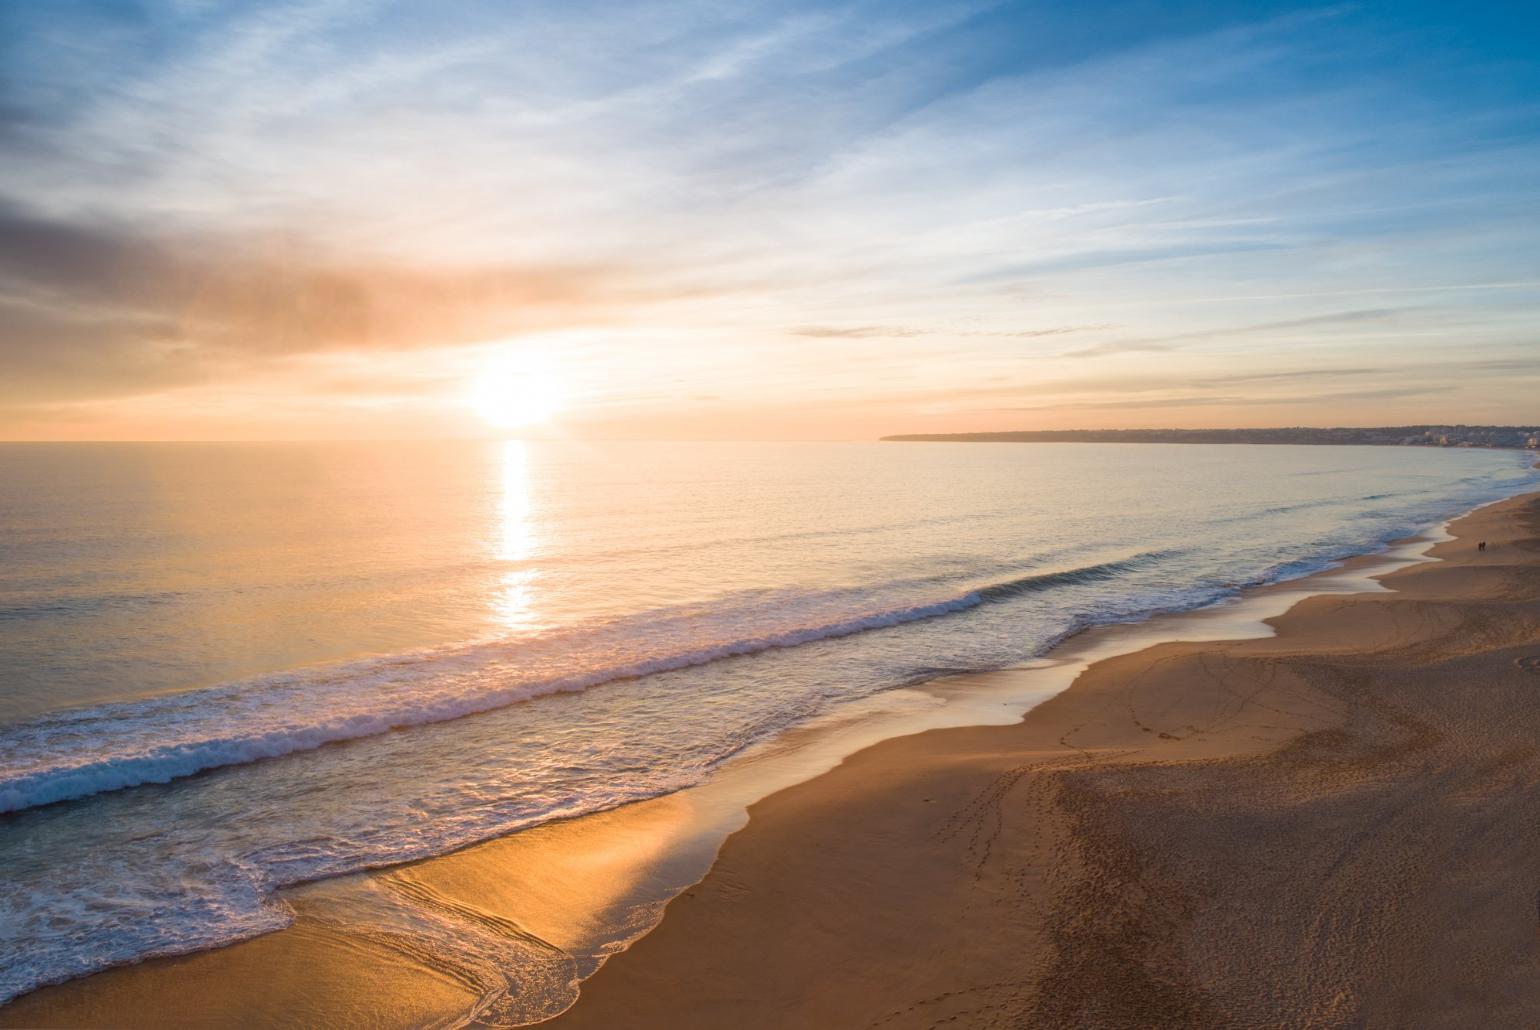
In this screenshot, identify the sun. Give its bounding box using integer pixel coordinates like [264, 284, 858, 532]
[468, 354, 563, 430]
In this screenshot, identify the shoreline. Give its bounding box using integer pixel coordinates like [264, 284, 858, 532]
[548, 488, 1540, 1028]
[4, 488, 1537, 1027]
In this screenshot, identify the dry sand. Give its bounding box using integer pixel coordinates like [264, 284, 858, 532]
[548, 492, 1540, 1028]
[6, 492, 1539, 1028]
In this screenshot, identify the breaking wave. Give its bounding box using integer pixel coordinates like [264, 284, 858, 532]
[0, 554, 1172, 814]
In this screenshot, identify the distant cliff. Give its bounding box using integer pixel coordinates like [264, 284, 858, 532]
[882, 426, 1540, 449]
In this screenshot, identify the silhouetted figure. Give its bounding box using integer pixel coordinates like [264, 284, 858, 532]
[1478, 541, 1487, 552]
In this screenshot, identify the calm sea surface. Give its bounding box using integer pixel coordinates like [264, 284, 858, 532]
[0, 440, 1533, 1002]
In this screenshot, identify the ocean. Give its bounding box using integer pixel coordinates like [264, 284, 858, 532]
[0, 440, 1533, 1004]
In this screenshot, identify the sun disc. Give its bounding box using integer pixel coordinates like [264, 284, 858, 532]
[469, 358, 563, 429]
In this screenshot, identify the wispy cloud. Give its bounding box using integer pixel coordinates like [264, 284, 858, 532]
[0, 194, 641, 403]
[1062, 340, 1177, 358]
[1, 0, 1537, 437]
[791, 324, 1107, 339]
[790, 325, 926, 339]
[1200, 367, 1384, 386]
[1064, 309, 1403, 357]
[989, 385, 1453, 413]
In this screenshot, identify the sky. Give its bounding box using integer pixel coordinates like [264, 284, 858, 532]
[0, 0, 1537, 441]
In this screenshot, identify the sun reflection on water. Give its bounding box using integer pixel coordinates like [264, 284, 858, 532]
[493, 440, 541, 633]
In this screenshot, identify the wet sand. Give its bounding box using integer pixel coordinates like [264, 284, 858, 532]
[549, 491, 1540, 1028]
[6, 492, 1539, 1027]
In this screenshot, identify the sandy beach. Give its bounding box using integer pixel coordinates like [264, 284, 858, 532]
[544, 491, 1540, 1028]
[5, 0, 1537, 1021]
[5, 490, 1539, 1028]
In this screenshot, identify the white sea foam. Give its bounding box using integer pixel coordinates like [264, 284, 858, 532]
[1, 442, 1532, 1008]
[0, 589, 998, 814]
[0, 546, 1212, 816]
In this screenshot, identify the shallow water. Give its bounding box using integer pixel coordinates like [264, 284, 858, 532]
[0, 440, 1532, 1002]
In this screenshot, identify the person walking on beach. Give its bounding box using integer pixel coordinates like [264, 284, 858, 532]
[1478, 541, 1487, 552]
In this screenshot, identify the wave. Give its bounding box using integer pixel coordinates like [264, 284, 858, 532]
[0, 589, 185, 622]
[975, 551, 1171, 601]
[0, 555, 1170, 815]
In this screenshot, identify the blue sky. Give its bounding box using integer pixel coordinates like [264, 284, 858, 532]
[1, 0, 1536, 438]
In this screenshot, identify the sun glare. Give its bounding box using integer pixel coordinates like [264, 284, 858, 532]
[469, 355, 563, 430]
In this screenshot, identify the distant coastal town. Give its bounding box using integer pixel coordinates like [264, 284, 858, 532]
[883, 426, 1540, 449]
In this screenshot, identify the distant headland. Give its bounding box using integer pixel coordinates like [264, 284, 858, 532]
[882, 426, 1540, 449]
